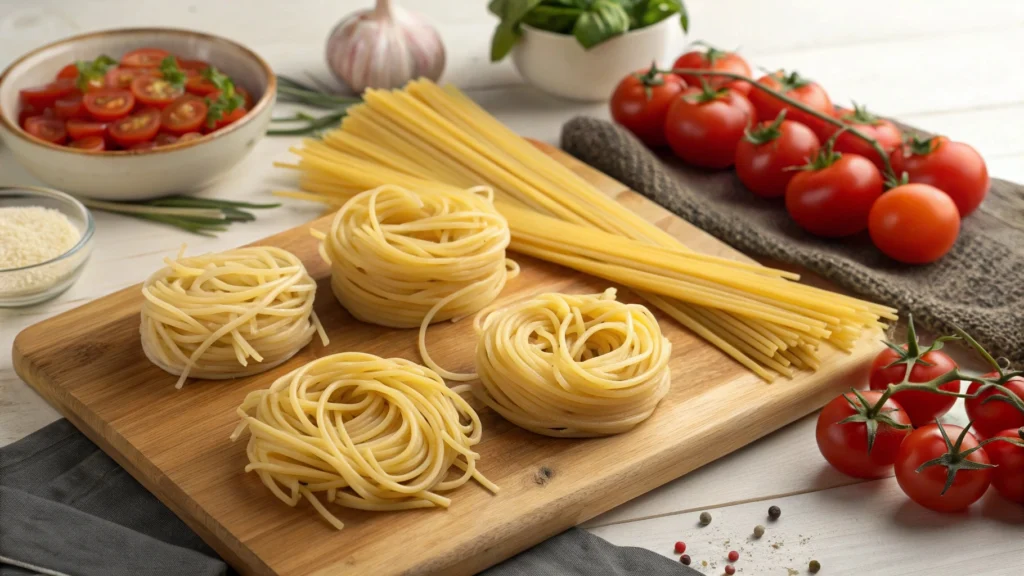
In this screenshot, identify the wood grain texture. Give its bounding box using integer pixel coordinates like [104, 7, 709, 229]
[12, 144, 883, 576]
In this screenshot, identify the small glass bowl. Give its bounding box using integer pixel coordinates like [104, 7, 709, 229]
[0, 186, 94, 307]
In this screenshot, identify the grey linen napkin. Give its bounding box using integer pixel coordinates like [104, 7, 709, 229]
[1, 420, 698, 576]
[560, 116, 1024, 366]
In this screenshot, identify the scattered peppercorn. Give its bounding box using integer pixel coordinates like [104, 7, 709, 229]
[702, 560, 708, 567]
[768, 505, 781, 520]
[725, 566, 736, 575]
[699, 511, 712, 526]
[728, 550, 740, 562]
[680, 554, 691, 566]
[674, 541, 686, 554]
[753, 524, 766, 539]
[809, 560, 821, 573]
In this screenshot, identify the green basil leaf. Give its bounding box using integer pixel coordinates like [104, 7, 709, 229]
[636, 0, 682, 27]
[522, 5, 584, 34]
[490, 23, 520, 62]
[573, 0, 630, 49]
[489, 0, 547, 61]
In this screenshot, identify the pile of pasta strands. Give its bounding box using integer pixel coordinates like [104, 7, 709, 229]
[276, 79, 896, 381]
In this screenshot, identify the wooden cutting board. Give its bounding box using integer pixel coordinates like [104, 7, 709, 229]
[12, 143, 883, 576]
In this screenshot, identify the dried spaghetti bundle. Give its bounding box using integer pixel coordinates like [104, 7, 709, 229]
[472, 288, 671, 437]
[140, 246, 326, 388]
[230, 352, 496, 530]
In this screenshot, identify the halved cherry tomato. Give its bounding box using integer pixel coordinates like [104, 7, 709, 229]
[23, 116, 67, 144]
[130, 76, 185, 108]
[178, 59, 210, 72]
[161, 95, 208, 135]
[129, 141, 157, 150]
[178, 132, 202, 142]
[210, 106, 246, 131]
[66, 119, 109, 141]
[185, 75, 219, 96]
[56, 64, 79, 80]
[18, 103, 52, 127]
[154, 132, 179, 146]
[54, 93, 86, 119]
[868, 183, 960, 264]
[68, 135, 105, 151]
[108, 108, 161, 147]
[120, 48, 171, 68]
[82, 89, 136, 121]
[19, 79, 78, 108]
[672, 44, 752, 95]
[105, 66, 158, 89]
[609, 67, 687, 147]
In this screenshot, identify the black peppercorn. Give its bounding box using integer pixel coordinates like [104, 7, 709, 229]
[768, 505, 781, 520]
[809, 559, 821, 573]
[680, 554, 691, 565]
[699, 511, 712, 526]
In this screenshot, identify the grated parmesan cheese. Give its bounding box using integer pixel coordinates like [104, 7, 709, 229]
[0, 206, 83, 297]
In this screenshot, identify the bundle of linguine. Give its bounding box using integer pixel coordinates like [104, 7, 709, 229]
[275, 79, 896, 382]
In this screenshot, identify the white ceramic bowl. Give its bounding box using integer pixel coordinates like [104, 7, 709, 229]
[0, 28, 276, 201]
[511, 18, 679, 102]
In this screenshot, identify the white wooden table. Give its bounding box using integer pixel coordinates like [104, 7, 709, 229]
[2, 1, 1022, 574]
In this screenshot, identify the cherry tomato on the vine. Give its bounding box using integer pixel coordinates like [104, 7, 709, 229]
[986, 428, 1024, 504]
[735, 112, 820, 199]
[965, 375, 1024, 439]
[869, 344, 959, 428]
[894, 424, 991, 512]
[816, 390, 912, 479]
[672, 44, 752, 95]
[609, 66, 687, 147]
[786, 151, 882, 237]
[868, 183, 960, 264]
[748, 70, 834, 139]
[664, 85, 754, 169]
[890, 136, 989, 217]
[830, 104, 902, 172]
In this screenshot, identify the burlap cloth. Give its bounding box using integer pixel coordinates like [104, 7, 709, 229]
[561, 117, 1024, 365]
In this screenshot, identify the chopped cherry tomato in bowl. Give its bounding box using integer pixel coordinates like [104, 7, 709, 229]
[131, 76, 185, 108]
[178, 59, 210, 73]
[108, 108, 162, 148]
[19, 79, 78, 108]
[23, 116, 68, 144]
[105, 66, 158, 89]
[185, 74, 219, 96]
[18, 103, 53, 127]
[66, 119, 109, 141]
[54, 93, 86, 119]
[161, 95, 208, 135]
[68, 135, 106, 151]
[121, 48, 171, 68]
[82, 89, 136, 121]
[56, 64, 79, 80]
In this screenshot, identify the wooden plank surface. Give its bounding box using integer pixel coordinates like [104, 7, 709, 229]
[12, 144, 882, 576]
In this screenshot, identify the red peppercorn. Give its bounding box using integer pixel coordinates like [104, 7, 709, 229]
[725, 565, 736, 575]
[728, 550, 740, 562]
[680, 554, 691, 565]
[674, 541, 686, 554]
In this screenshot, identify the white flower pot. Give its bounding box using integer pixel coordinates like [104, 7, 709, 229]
[511, 17, 681, 102]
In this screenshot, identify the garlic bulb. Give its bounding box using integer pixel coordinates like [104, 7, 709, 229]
[325, 0, 446, 93]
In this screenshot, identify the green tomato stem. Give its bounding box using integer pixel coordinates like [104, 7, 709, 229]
[664, 68, 898, 183]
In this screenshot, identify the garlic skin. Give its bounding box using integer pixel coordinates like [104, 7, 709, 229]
[326, 0, 446, 93]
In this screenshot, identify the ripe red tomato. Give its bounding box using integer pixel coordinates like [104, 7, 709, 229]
[735, 115, 820, 198]
[56, 63, 79, 80]
[120, 48, 171, 68]
[609, 67, 687, 147]
[105, 66, 158, 89]
[890, 136, 989, 217]
[236, 86, 254, 110]
[965, 375, 1024, 439]
[185, 75, 219, 96]
[23, 116, 67, 144]
[82, 89, 136, 121]
[160, 95, 208, 135]
[986, 428, 1024, 504]
[785, 153, 882, 237]
[18, 103, 51, 127]
[664, 86, 755, 169]
[178, 59, 210, 72]
[130, 76, 185, 108]
[869, 345, 959, 428]
[53, 93, 86, 119]
[68, 136, 106, 151]
[108, 108, 161, 147]
[816, 391, 911, 479]
[19, 79, 78, 108]
[66, 119, 108, 141]
[672, 45, 751, 95]
[830, 105, 902, 171]
[748, 71, 834, 138]
[895, 424, 991, 512]
[868, 183, 960, 264]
